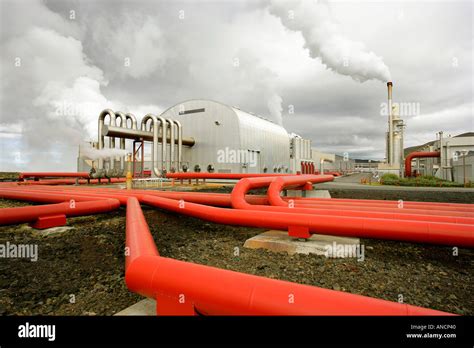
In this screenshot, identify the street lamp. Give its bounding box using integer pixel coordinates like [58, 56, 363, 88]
[461, 149, 469, 187]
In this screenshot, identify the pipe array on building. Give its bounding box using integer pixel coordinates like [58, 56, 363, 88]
[97, 109, 186, 178]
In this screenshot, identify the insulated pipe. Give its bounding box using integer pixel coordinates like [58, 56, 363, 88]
[125, 113, 138, 130]
[231, 175, 333, 208]
[288, 196, 474, 209]
[125, 197, 449, 315]
[0, 198, 120, 225]
[18, 172, 90, 180]
[283, 201, 474, 217]
[15, 183, 474, 214]
[0, 189, 109, 204]
[108, 113, 117, 175]
[267, 176, 472, 213]
[20, 185, 474, 216]
[3, 186, 473, 246]
[141, 195, 474, 247]
[141, 114, 165, 177]
[230, 177, 474, 224]
[16, 178, 126, 186]
[35, 187, 474, 217]
[405, 151, 441, 177]
[165, 118, 175, 172]
[173, 120, 183, 171]
[128, 255, 448, 315]
[115, 111, 127, 175]
[126, 197, 159, 270]
[98, 109, 116, 172]
[19, 186, 270, 207]
[103, 125, 195, 146]
[292, 197, 474, 213]
[166, 173, 298, 180]
[155, 115, 167, 175]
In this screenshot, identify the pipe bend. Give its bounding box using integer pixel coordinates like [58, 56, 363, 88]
[405, 151, 440, 177]
[98, 109, 116, 156]
[125, 113, 138, 129]
[141, 114, 165, 177]
[114, 111, 126, 127]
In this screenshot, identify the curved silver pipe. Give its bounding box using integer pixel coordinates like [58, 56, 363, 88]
[115, 111, 127, 175]
[166, 118, 175, 172]
[173, 120, 182, 171]
[108, 113, 117, 175]
[141, 114, 166, 177]
[156, 115, 167, 174]
[125, 113, 138, 130]
[98, 109, 116, 173]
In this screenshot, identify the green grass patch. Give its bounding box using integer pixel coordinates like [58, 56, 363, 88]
[380, 174, 472, 187]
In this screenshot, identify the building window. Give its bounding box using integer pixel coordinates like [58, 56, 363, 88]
[179, 108, 205, 115]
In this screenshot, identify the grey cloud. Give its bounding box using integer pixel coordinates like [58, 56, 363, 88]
[0, 0, 472, 170]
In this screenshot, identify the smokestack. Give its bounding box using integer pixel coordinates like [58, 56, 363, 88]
[387, 81, 393, 101]
[387, 81, 393, 165]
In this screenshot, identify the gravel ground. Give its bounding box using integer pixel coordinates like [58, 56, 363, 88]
[0, 190, 473, 316]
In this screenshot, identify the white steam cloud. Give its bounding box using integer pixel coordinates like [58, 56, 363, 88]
[80, 143, 128, 161]
[269, 0, 391, 83]
[266, 93, 283, 125]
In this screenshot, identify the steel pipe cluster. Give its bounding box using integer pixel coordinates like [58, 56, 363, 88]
[98, 109, 184, 178]
[97, 109, 138, 178]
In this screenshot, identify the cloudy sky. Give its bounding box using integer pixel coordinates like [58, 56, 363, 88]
[0, 0, 472, 171]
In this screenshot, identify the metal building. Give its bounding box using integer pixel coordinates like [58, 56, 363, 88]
[160, 100, 291, 174]
[80, 100, 326, 177]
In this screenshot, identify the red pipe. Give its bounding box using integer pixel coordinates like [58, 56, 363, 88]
[294, 196, 474, 209]
[0, 180, 467, 314]
[7, 186, 474, 217]
[141, 195, 474, 248]
[405, 151, 440, 177]
[0, 198, 120, 225]
[6, 186, 267, 207]
[2, 182, 473, 246]
[125, 197, 450, 315]
[50, 187, 474, 218]
[267, 177, 472, 213]
[19, 172, 90, 180]
[16, 184, 473, 209]
[291, 199, 473, 213]
[230, 177, 474, 224]
[126, 197, 159, 270]
[17, 178, 126, 185]
[166, 173, 297, 180]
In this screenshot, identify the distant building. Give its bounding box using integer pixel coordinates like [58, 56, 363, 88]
[404, 132, 474, 183]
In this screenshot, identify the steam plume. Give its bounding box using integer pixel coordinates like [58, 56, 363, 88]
[269, 0, 391, 82]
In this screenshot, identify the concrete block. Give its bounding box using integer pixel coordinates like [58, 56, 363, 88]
[305, 190, 331, 198]
[114, 298, 156, 316]
[30, 225, 74, 237]
[244, 230, 360, 257]
[286, 189, 331, 198]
